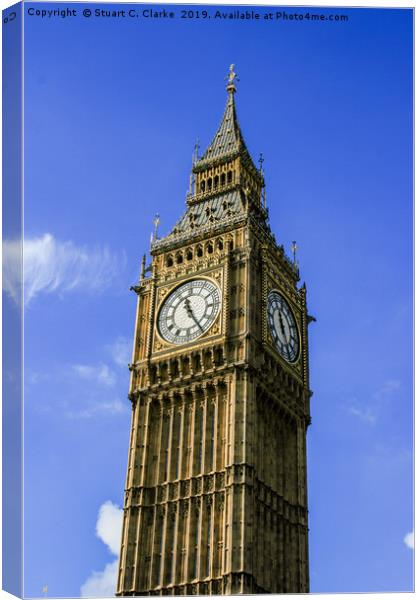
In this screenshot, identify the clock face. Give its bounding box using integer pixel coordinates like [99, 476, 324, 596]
[158, 279, 221, 345]
[267, 290, 300, 363]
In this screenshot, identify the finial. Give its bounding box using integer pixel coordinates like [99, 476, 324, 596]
[42, 585, 48, 598]
[192, 138, 200, 165]
[258, 153, 264, 174]
[291, 241, 298, 266]
[153, 214, 160, 235]
[150, 213, 160, 246]
[140, 254, 146, 279]
[226, 64, 239, 93]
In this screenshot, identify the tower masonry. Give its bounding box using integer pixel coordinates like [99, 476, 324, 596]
[117, 66, 312, 596]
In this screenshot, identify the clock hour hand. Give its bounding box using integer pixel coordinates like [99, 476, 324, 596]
[277, 311, 286, 336]
[184, 299, 204, 332]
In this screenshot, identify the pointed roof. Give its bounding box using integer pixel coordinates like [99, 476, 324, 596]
[194, 65, 256, 170]
[200, 92, 247, 161]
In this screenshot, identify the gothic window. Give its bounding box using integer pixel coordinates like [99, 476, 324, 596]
[176, 252, 183, 264]
[181, 356, 190, 376]
[217, 239, 224, 251]
[208, 400, 215, 471]
[214, 175, 219, 188]
[227, 170, 232, 184]
[166, 255, 174, 267]
[207, 177, 213, 191]
[206, 242, 213, 254]
[205, 506, 212, 578]
[160, 362, 168, 382]
[196, 245, 203, 258]
[204, 350, 212, 369]
[221, 172, 226, 186]
[193, 354, 201, 371]
[194, 509, 200, 579]
[186, 248, 193, 261]
[200, 180, 205, 192]
[150, 365, 157, 385]
[170, 359, 179, 379]
[197, 404, 204, 473]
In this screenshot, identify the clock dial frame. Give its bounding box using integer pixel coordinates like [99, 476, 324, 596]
[157, 278, 221, 345]
[267, 290, 300, 363]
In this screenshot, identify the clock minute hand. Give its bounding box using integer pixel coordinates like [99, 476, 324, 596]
[184, 299, 204, 332]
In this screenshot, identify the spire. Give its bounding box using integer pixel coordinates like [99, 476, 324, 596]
[152, 67, 276, 256]
[196, 64, 255, 167]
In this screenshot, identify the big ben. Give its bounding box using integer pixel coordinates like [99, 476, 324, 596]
[117, 66, 312, 595]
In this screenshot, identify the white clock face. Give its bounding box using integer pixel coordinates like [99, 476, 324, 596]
[267, 290, 300, 363]
[158, 279, 221, 345]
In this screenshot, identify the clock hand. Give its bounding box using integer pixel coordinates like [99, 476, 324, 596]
[278, 312, 286, 336]
[184, 299, 204, 332]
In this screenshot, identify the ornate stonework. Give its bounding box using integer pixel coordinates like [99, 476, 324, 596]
[117, 67, 312, 596]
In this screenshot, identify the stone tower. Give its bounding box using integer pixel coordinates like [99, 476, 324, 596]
[116, 66, 312, 596]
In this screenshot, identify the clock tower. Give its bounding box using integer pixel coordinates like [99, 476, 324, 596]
[117, 66, 312, 595]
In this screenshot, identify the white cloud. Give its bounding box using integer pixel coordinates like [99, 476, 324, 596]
[96, 501, 124, 556]
[81, 501, 123, 597]
[72, 363, 117, 387]
[80, 559, 119, 598]
[3, 233, 125, 305]
[404, 531, 414, 550]
[107, 336, 132, 368]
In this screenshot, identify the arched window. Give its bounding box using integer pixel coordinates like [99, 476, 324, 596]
[166, 255, 174, 267]
[217, 239, 224, 251]
[221, 173, 226, 186]
[197, 245, 203, 258]
[186, 248, 193, 261]
[214, 175, 219, 188]
[207, 178, 212, 190]
[200, 180, 205, 192]
[176, 252, 183, 264]
[207, 243, 214, 255]
[227, 171, 233, 184]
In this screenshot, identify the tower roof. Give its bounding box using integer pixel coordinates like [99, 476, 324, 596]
[194, 65, 256, 170]
[151, 66, 276, 255]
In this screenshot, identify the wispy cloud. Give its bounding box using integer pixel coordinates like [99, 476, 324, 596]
[72, 363, 117, 387]
[107, 336, 132, 368]
[65, 399, 127, 420]
[404, 531, 414, 550]
[81, 501, 123, 597]
[373, 379, 401, 399]
[26, 353, 130, 420]
[347, 403, 377, 425]
[346, 379, 401, 426]
[3, 233, 125, 305]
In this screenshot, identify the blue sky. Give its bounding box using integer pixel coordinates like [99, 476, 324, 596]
[3, 2, 413, 596]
